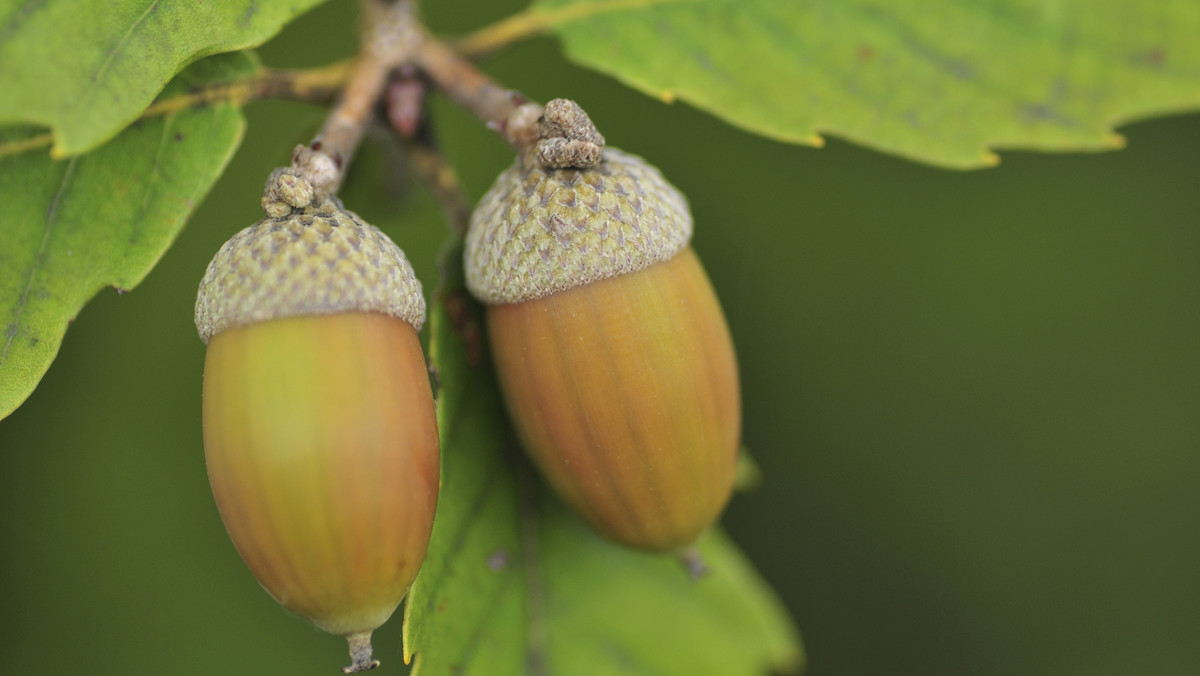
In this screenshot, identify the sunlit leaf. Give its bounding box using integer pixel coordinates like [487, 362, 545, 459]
[0, 53, 254, 419]
[512, 0, 1200, 168]
[0, 0, 325, 157]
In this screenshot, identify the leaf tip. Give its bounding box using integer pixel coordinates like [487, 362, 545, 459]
[982, 150, 1001, 167]
[659, 90, 677, 104]
[1108, 132, 1128, 149]
[807, 133, 825, 148]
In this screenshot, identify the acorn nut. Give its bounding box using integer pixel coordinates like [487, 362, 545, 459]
[465, 140, 741, 553]
[196, 169, 439, 673]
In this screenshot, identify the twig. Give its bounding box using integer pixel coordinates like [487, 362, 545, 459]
[412, 28, 608, 168]
[454, 5, 559, 58]
[412, 34, 544, 150]
[292, 0, 422, 196]
[456, 0, 693, 59]
[0, 62, 352, 160]
[0, 133, 53, 159]
[147, 61, 353, 116]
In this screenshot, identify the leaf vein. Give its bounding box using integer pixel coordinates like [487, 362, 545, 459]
[84, 0, 161, 102]
[447, 567, 517, 676]
[1, 156, 77, 367]
[127, 112, 175, 251]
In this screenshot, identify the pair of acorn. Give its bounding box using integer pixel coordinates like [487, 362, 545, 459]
[195, 102, 741, 672]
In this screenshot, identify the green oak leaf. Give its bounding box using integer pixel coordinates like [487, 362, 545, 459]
[0, 52, 255, 420]
[0, 0, 326, 157]
[526, 0, 1200, 168]
[402, 247, 802, 676]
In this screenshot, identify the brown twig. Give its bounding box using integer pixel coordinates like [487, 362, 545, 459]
[292, 0, 422, 196]
[411, 36, 606, 169]
[412, 34, 544, 150]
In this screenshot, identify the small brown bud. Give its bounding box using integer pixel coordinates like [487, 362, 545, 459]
[536, 98, 605, 169]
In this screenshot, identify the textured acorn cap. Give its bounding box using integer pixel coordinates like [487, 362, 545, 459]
[465, 147, 693, 305]
[195, 194, 425, 343]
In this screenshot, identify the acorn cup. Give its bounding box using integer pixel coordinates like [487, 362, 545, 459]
[196, 169, 439, 673]
[465, 103, 741, 553]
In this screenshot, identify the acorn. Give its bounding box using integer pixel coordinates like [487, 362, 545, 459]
[196, 169, 439, 673]
[465, 100, 741, 552]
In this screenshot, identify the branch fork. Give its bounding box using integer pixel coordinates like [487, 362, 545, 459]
[292, 0, 609, 201]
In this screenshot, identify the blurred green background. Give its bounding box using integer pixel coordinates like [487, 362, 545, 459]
[2, 1, 1198, 674]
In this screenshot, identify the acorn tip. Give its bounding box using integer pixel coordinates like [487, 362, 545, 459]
[342, 631, 380, 673]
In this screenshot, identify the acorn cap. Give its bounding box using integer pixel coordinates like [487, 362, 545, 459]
[195, 170, 425, 343]
[465, 147, 693, 305]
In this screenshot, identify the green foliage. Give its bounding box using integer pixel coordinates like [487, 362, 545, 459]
[0, 53, 253, 418]
[402, 252, 802, 675]
[532, 0, 1200, 167]
[6, 0, 1200, 419]
[0, 0, 325, 157]
[2, 1, 1200, 674]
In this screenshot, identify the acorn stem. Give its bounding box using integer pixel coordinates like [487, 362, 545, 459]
[295, 0, 421, 197]
[410, 38, 607, 167]
[412, 33, 544, 150]
[342, 631, 380, 674]
[277, 0, 611, 184]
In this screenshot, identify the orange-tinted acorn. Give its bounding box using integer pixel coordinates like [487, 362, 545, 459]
[465, 144, 741, 553]
[195, 169, 439, 673]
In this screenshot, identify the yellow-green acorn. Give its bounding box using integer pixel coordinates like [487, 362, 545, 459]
[466, 135, 741, 553]
[196, 169, 439, 673]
